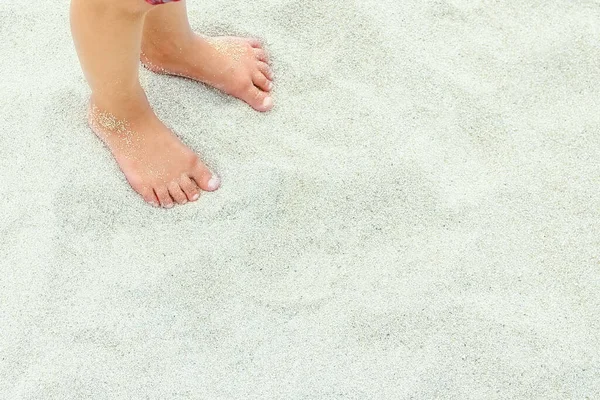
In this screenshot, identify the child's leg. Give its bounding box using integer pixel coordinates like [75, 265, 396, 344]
[70, 0, 220, 208]
[140, 0, 274, 112]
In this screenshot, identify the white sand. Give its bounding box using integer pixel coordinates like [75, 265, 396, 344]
[1, 0, 600, 398]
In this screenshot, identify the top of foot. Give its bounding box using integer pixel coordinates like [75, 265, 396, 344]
[141, 35, 274, 112]
[88, 102, 221, 208]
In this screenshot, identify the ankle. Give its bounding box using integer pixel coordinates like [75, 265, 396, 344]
[89, 92, 153, 132]
[141, 32, 195, 65]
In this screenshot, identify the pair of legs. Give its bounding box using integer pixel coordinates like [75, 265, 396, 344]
[70, 0, 274, 208]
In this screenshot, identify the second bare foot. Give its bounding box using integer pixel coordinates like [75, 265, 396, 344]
[141, 34, 274, 112]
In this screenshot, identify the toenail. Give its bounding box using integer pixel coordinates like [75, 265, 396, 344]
[207, 175, 221, 191]
[268, 82, 273, 90]
[262, 97, 273, 108]
[165, 203, 174, 209]
[192, 193, 200, 201]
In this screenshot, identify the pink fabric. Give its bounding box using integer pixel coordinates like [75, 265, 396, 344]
[145, 0, 181, 4]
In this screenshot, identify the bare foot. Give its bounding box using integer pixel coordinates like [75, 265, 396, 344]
[88, 101, 220, 208]
[141, 34, 274, 112]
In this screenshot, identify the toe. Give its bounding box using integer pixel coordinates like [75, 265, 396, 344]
[154, 186, 174, 209]
[140, 187, 160, 207]
[191, 164, 221, 192]
[247, 38, 263, 48]
[179, 174, 200, 201]
[253, 71, 272, 92]
[245, 86, 273, 112]
[168, 181, 188, 205]
[257, 61, 273, 80]
[253, 48, 269, 63]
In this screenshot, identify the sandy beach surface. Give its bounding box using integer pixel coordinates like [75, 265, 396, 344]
[1, 0, 599, 398]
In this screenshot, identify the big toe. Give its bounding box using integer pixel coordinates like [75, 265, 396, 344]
[191, 163, 221, 192]
[243, 86, 274, 112]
